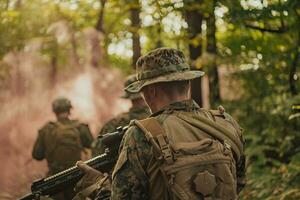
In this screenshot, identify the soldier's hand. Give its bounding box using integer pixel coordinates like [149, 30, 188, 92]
[75, 161, 104, 192]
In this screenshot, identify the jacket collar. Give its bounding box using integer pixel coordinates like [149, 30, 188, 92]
[150, 99, 200, 117]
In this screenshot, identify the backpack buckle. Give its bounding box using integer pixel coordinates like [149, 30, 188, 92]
[223, 140, 231, 155]
[157, 135, 174, 164]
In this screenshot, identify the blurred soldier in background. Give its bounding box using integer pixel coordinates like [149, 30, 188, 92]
[32, 97, 93, 200]
[92, 74, 150, 157]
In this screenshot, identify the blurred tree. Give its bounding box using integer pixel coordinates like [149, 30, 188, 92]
[217, 0, 300, 198]
[129, 0, 141, 69]
[96, 0, 107, 33]
[206, 0, 221, 106]
[183, 0, 204, 106]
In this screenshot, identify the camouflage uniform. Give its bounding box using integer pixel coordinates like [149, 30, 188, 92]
[109, 100, 246, 199]
[32, 98, 93, 200]
[32, 119, 93, 173]
[109, 48, 246, 199]
[78, 48, 246, 200]
[92, 75, 150, 157]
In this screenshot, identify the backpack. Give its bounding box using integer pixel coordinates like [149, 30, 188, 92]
[45, 121, 84, 174]
[134, 107, 243, 200]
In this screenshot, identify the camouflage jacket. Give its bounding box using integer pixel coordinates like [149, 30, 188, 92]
[32, 118, 93, 173]
[103, 99, 246, 200]
[92, 105, 150, 156]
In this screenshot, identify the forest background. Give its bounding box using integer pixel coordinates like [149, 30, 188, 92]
[0, 0, 299, 199]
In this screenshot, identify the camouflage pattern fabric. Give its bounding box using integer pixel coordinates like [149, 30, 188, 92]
[92, 105, 150, 157]
[95, 100, 246, 200]
[125, 47, 204, 93]
[121, 74, 143, 100]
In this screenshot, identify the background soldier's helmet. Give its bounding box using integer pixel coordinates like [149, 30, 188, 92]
[52, 97, 72, 113]
[121, 74, 143, 100]
[125, 47, 205, 93]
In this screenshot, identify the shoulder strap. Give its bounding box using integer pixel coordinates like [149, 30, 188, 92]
[56, 121, 81, 130]
[134, 118, 163, 154]
[135, 117, 165, 137]
[134, 118, 174, 164]
[134, 118, 175, 197]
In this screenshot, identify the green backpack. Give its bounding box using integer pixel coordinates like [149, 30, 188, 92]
[134, 108, 243, 200]
[45, 121, 83, 174]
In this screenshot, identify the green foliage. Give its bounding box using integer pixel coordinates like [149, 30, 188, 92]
[0, 0, 299, 198]
[218, 0, 300, 198]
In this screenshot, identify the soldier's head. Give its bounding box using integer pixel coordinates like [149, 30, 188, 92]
[122, 74, 146, 108]
[126, 47, 204, 112]
[52, 97, 72, 119]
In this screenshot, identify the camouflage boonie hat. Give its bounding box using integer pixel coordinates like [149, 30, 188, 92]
[52, 97, 72, 113]
[121, 74, 143, 100]
[125, 47, 204, 93]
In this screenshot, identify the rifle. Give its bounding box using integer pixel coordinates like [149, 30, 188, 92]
[19, 126, 128, 200]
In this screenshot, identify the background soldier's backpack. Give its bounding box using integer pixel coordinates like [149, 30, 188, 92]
[134, 108, 243, 200]
[45, 121, 84, 174]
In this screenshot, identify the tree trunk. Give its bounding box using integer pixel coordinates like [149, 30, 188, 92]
[70, 32, 80, 67]
[289, 17, 300, 96]
[5, 0, 10, 9]
[206, 0, 221, 106]
[50, 55, 57, 88]
[184, 0, 203, 106]
[130, 1, 141, 69]
[96, 0, 106, 33]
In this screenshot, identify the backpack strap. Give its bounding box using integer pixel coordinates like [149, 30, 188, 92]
[134, 118, 177, 198]
[134, 118, 174, 164]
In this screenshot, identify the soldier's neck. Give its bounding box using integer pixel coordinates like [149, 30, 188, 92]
[150, 95, 189, 113]
[56, 113, 70, 121]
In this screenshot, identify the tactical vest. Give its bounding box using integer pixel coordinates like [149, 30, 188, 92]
[134, 107, 243, 200]
[44, 121, 84, 174]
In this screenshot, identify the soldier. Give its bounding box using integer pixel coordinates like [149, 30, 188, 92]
[92, 74, 150, 157]
[76, 48, 246, 200]
[32, 97, 93, 200]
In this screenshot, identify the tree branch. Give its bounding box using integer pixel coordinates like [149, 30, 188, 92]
[244, 22, 288, 33]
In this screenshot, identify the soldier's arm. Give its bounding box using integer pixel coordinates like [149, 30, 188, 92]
[98, 115, 127, 136]
[110, 126, 151, 200]
[99, 121, 116, 136]
[93, 116, 128, 156]
[32, 129, 46, 160]
[78, 123, 94, 148]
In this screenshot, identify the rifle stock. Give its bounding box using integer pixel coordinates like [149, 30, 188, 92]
[19, 126, 127, 200]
